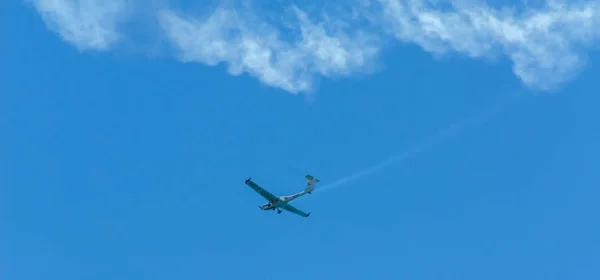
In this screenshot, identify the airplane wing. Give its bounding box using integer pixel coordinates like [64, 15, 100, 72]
[245, 178, 278, 202]
[279, 203, 310, 217]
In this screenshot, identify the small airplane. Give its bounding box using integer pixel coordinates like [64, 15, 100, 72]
[244, 174, 319, 217]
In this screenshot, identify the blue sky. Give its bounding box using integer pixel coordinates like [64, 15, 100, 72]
[2, 0, 600, 279]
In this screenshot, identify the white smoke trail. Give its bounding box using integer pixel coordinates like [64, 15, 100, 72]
[316, 91, 526, 193]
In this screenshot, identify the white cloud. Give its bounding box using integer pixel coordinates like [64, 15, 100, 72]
[156, 6, 381, 93]
[28, 0, 600, 93]
[377, 0, 600, 91]
[30, 0, 130, 51]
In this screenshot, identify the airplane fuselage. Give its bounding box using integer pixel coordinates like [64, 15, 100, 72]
[260, 189, 311, 211]
[260, 202, 277, 210]
[259, 195, 294, 210]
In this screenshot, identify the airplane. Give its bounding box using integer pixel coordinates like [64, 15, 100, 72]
[244, 174, 319, 217]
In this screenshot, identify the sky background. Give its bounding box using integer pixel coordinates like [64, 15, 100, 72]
[2, 0, 600, 279]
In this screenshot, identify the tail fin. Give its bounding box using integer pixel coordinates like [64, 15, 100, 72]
[304, 174, 320, 194]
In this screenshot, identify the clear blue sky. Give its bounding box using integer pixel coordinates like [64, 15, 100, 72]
[3, 1, 600, 279]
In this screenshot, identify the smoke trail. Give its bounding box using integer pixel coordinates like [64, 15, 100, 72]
[316, 92, 525, 193]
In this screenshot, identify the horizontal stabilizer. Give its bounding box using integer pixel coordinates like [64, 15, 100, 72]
[304, 174, 319, 194]
[305, 174, 320, 183]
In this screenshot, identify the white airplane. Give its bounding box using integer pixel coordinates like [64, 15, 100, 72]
[244, 174, 319, 217]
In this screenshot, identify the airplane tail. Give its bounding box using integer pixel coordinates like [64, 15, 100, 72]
[304, 174, 320, 194]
